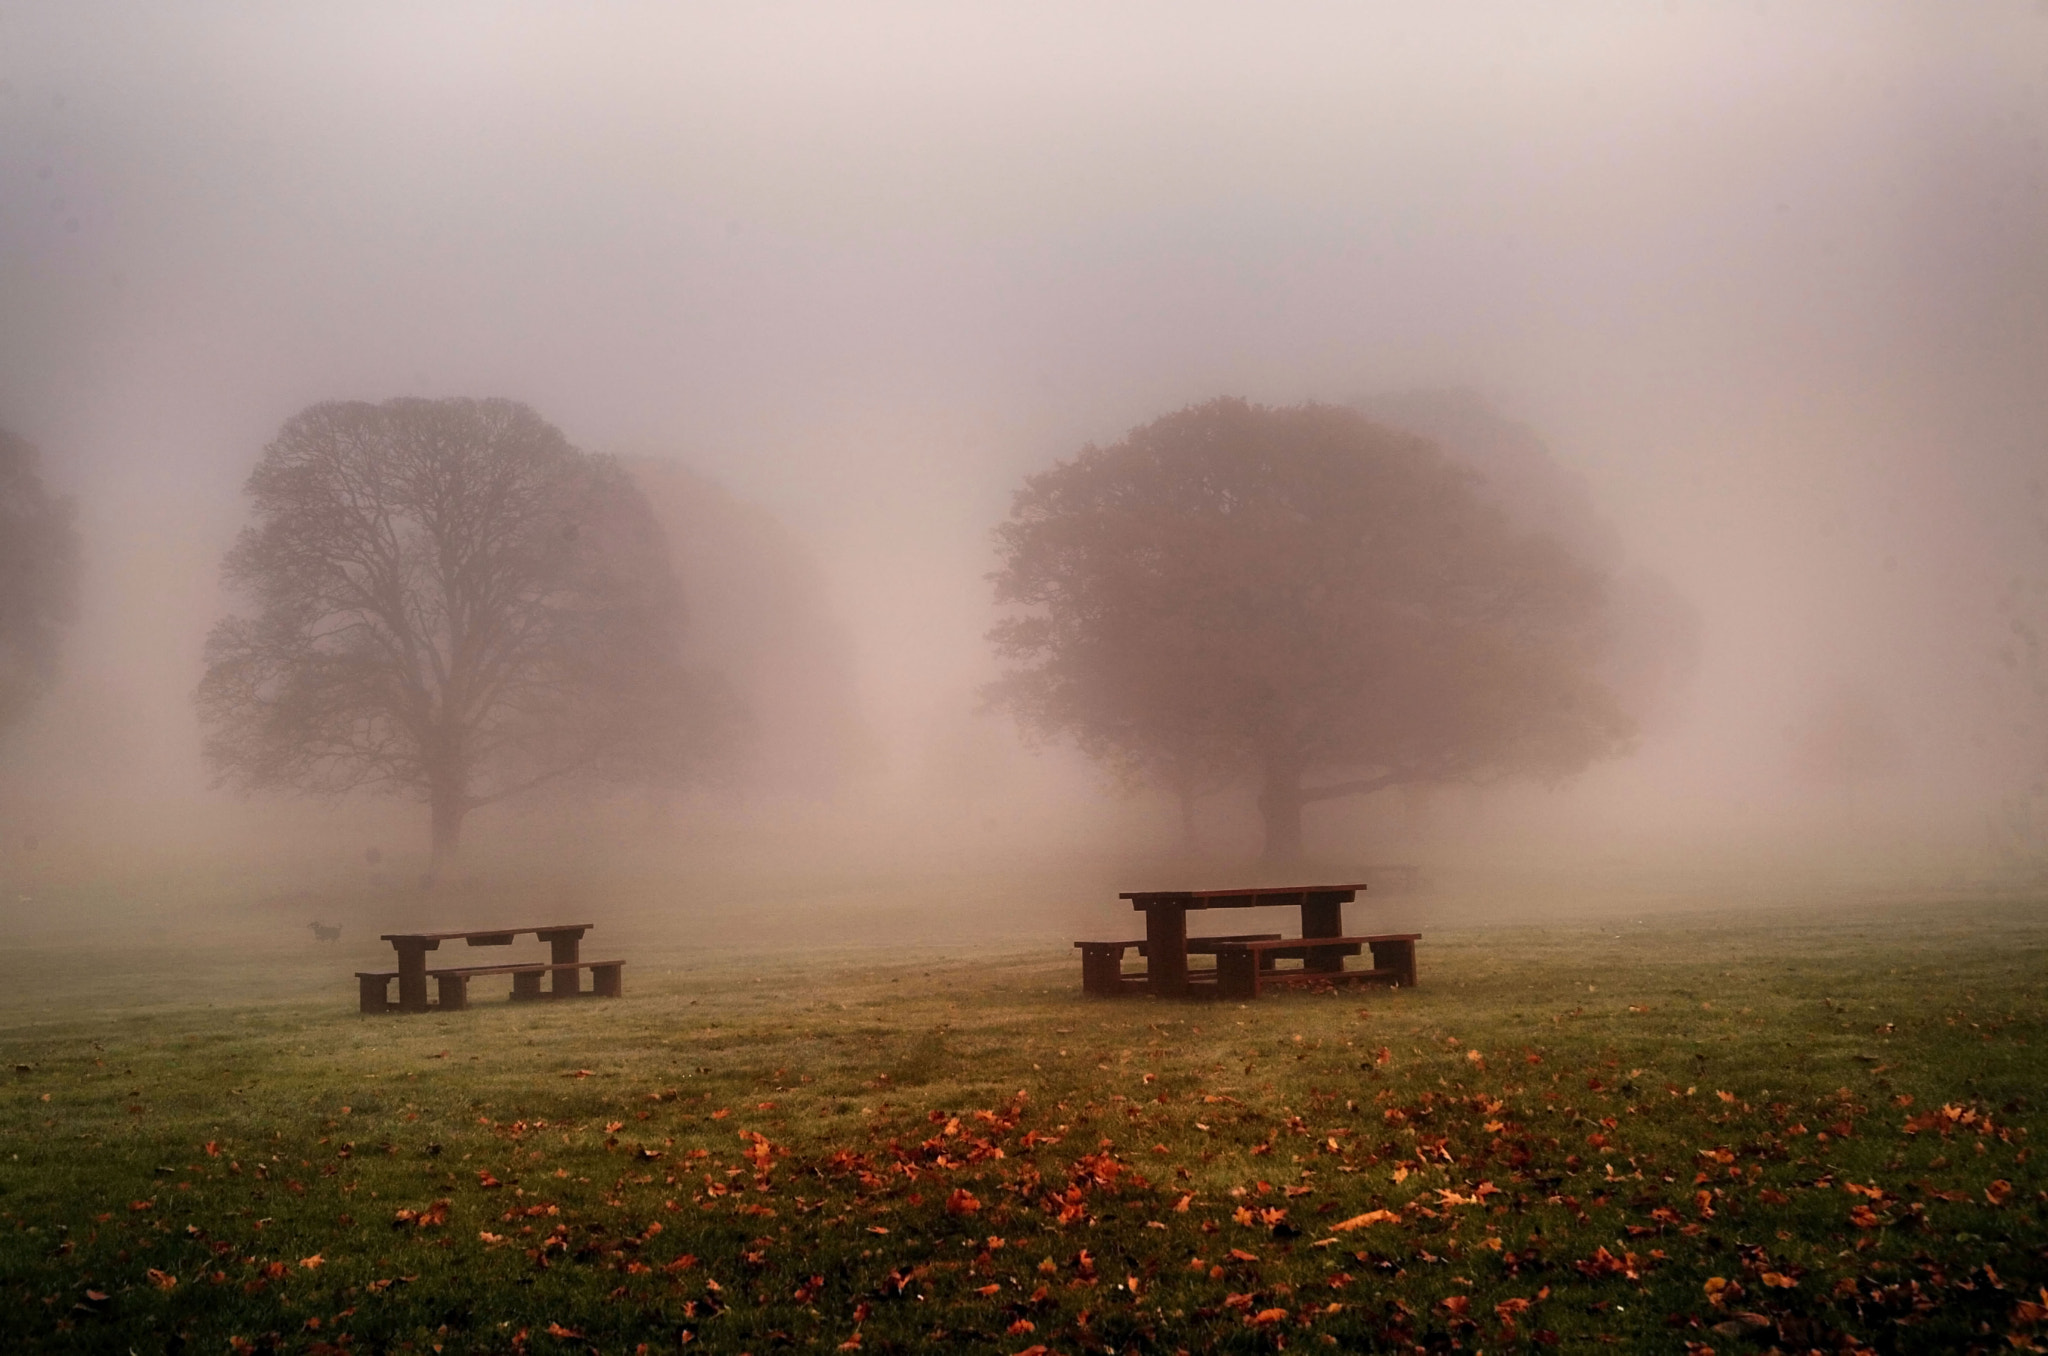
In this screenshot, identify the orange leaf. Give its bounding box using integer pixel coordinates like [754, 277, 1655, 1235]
[146, 1269, 176, 1291]
[1330, 1210, 1399, 1231]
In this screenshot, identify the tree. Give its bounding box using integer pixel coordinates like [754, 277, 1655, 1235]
[1358, 390, 1699, 734]
[198, 397, 732, 877]
[0, 425, 81, 739]
[987, 398, 1634, 864]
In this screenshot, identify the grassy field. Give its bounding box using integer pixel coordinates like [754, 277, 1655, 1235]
[3, 893, 2047, 1354]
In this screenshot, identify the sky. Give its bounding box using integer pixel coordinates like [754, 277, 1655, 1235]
[2, 2, 2045, 867]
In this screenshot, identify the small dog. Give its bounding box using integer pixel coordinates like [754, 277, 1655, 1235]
[309, 921, 342, 943]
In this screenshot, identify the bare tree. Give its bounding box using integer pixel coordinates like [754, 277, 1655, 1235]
[0, 426, 81, 739]
[198, 397, 733, 878]
[988, 398, 1633, 864]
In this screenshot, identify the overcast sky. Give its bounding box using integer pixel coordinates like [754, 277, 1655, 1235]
[3, 3, 2045, 841]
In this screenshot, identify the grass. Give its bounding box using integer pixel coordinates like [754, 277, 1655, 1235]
[2, 895, 2047, 1354]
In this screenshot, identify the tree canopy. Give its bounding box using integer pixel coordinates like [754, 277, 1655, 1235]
[198, 397, 733, 873]
[0, 426, 81, 740]
[987, 397, 1634, 863]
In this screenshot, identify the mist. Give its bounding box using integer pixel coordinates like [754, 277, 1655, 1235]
[3, 2, 2046, 944]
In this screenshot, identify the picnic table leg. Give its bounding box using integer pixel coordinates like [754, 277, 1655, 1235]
[539, 928, 586, 998]
[358, 974, 391, 1014]
[1216, 946, 1260, 1000]
[435, 972, 469, 1011]
[592, 963, 624, 998]
[394, 940, 437, 1012]
[1079, 944, 1126, 997]
[1143, 905, 1188, 998]
[1301, 892, 1346, 973]
[1371, 938, 1417, 988]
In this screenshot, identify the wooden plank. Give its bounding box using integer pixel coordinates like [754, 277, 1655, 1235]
[379, 923, 597, 943]
[426, 960, 625, 978]
[1213, 933, 1418, 951]
[1074, 934, 1282, 954]
[1120, 884, 1365, 906]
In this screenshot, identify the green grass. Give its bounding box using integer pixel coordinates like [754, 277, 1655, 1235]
[3, 898, 2047, 1354]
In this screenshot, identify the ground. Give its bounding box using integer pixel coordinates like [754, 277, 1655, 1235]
[2, 891, 2046, 1354]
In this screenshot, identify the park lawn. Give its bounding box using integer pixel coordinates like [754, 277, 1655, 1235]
[2, 901, 2046, 1354]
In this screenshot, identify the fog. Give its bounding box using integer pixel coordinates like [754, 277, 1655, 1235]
[3, 3, 2046, 941]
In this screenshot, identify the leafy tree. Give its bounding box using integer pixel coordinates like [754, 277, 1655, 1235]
[198, 397, 733, 877]
[0, 426, 81, 738]
[1359, 389, 1700, 734]
[988, 398, 1633, 864]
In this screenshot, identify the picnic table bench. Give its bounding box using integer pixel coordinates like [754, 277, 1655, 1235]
[1075, 883, 1419, 999]
[1075, 933, 1289, 996]
[357, 924, 623, 1014]
[1213, 933, 1418, 999]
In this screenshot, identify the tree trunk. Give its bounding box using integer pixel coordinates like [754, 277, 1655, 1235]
[1256, 755, 1305, 867]
[425, 783, 466, 888]
[1176, 784, 1200, 858]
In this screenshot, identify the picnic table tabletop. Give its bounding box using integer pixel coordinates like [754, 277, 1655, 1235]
[1120, 884, 1367, 908]
[379, 923, 594, 943]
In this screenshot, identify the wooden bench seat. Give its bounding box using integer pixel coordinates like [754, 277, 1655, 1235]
[357, 960, 624, 1012]
[1212, 934, 1419, 1000]
[1074, 934, 1287, 996]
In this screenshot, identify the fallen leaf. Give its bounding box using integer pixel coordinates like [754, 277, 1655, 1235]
[1330, 1210, 1399, 1231]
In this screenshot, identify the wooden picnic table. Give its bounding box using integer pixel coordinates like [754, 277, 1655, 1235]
[1088, 883, 1416, 999]
[364, 923, 611, 1013]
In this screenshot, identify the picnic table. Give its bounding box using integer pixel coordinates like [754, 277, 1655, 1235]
[357, 923, 624, 1014]
[1078, 883, 1418, 999]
